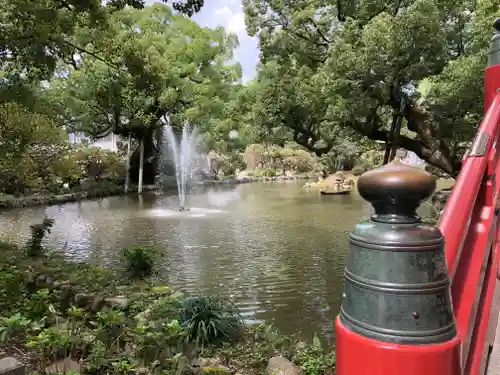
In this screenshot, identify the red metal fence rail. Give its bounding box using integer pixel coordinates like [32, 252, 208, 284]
[438, 20, 500, 375]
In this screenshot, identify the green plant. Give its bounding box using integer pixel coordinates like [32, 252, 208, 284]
[26, 217, 55, 257]
[180, 295, 243, 349]
[24, 288, 54, 319]
[133, 319, 185, 363]
[122, 245, 157, 279]
[0, 313, 32, 343]
[294, 335, 335, 375]
[214, 324, 295, 372]
[27, 326, 72, 361]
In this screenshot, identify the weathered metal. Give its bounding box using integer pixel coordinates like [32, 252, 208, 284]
[339, 160, 457, 345]
[335, 160, 461, 375]
[488, 18, 500, 67]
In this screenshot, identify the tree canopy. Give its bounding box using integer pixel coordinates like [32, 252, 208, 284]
[0, 0, 206, 94]
[243, 0, 500, 176]
[47, 3, 242, 141]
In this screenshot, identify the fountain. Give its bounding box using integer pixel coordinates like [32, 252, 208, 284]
[160, 122, 201, 211]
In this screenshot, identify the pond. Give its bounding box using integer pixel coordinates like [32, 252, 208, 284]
[0, 181, 369, 343]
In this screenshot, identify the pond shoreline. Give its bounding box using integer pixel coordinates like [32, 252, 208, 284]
[0, 175, 312, 209]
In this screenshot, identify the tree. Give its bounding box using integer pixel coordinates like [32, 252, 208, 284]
[48, 3, 241, 190]
[244, 0, 500, 177]
[0, 102, 67, 194]
[0, 0, 206, 86]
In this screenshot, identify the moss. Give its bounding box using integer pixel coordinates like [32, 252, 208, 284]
[151, 285, 171, 294]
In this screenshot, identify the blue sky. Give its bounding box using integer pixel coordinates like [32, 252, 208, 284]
[146, 0, 259, 82]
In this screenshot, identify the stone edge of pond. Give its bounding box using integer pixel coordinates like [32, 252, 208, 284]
[0, 185, 156, 210]
[0, 175, 312, 209]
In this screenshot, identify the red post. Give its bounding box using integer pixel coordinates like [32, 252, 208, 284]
[485, 19, 500, 113]
[335, 161, 461, 375]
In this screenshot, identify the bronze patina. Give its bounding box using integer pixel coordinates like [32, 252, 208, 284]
[339, 160, 457, 344]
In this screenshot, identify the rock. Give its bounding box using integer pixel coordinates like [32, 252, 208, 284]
[266, 356, 301, 375]
[0, 357, 25, 375]
[295, 341, 307, 351]
[35, 275, 47, 286]
[135, 309, 151, 322]
[45, 276, 54, 286]
[53, 279, 70, 288]
[90, 296, 105, 312]
[105, 296, 128, 309]
[192, 357, 222, 368]
[45, 358, 81, 374]
[74, 292, 90, 307]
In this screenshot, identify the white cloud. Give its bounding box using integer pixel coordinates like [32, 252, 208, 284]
[214, 5, 246, 34]
[215, 6, 232, 17]
[227, 13, 245, 33]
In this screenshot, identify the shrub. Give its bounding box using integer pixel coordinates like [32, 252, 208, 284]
[262, 168, 277, 177]
[122, 246, 157, 279]
[294, 335, 336, 375]
[25, 217, 55, 257]
[180, 295, 243, 348]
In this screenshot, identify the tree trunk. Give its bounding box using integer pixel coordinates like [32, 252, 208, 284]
[138, 138, 144, 194]
[124, 134, 132, 194]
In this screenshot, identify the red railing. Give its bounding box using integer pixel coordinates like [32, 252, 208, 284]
[439, 60, 500, 374]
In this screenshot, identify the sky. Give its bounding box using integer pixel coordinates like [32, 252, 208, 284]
[145, 0, 259, 82]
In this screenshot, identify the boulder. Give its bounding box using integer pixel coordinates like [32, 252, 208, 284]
[45, 358, 80, 374]
[0, 357, 25, 375]
[104, 296, 129, 309]
[266, 356, 300, 375]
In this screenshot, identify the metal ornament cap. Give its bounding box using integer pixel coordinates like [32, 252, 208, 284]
[340, 160, 456, 345]
[357, 160, 436, 223]
[490, 18, 500, 66]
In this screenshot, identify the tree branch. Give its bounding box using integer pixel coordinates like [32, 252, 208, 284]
[58, 39, 120, 70]
[307, 17, 331, 44]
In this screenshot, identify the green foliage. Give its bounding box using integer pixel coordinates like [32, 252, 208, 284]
[0, 103, 68, 195]
[294, 335, 335, 375]
[0, 102, 127, 196]
[214, 324, 296, 371]
[0, 242, 335, 375]
[51, 3, 241, 143]
[122, 246, 157, 279]
[244, 0, 500, 176]
[26, 217, 55, 257]
[180, 296, 243, 348]
[242, 144, 318, 175]
[70, 146, 125, 183]
[201, 368, 231, 375]
[0, 0, 205, 88]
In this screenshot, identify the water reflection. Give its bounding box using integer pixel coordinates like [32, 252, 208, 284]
[0, 182, 366, 343]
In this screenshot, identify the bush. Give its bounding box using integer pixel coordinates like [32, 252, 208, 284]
[25, 217, 55, 257]
[122, 246, 157, 279]
[294, 335, 336, 375]
[263, 168, 277, 177]
[180, 295, 243, 348]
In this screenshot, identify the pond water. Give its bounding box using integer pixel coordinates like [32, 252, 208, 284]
[0, 181, 369, 343]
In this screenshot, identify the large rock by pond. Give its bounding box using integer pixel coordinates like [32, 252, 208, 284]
[267, 356, 301, 375]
